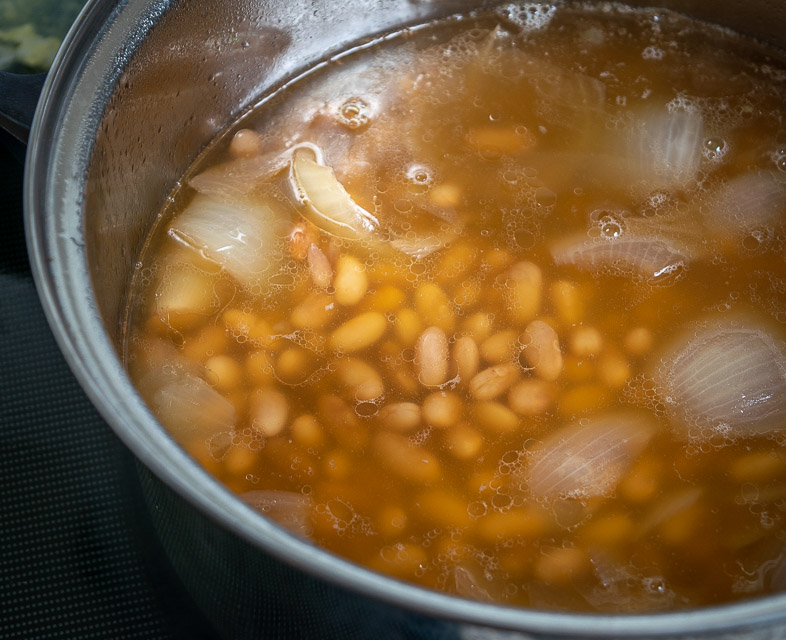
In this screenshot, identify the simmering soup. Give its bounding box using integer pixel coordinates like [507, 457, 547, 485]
[125, 1, 786, 612]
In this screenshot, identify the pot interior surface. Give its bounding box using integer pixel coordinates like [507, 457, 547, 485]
[25, 0, 786, 636]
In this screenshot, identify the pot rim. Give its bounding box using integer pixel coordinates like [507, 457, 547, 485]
[24, 0, 786, 636]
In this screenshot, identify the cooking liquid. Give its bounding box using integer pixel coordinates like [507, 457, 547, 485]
[125, 2, 786, 612]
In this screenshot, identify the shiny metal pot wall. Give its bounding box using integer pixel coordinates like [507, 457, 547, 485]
[23, 0, 786, 637]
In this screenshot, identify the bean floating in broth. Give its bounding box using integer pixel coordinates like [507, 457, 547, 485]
[125, 1, 786, 613]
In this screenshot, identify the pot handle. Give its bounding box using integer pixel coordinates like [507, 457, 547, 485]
[0, 71, 47, 161]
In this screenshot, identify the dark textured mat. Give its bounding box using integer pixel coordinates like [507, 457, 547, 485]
[0, 142, 217, 640]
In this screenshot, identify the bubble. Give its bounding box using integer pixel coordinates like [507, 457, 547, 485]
[641, 46, 665, 60]
[703, 137, 729, 162]
[337, 96, 371, 130]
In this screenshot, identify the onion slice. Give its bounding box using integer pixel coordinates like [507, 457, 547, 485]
[290, 144, 379, 238]
[169, 193, 280, 288]
[655, 317, 786, 436]
[524, 410, 656, 500]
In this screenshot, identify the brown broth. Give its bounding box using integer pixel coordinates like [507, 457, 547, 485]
[125, 2, 786, 612]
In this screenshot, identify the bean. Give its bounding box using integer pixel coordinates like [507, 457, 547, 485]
[730, 451, 786, 483]
[244, 351, 274, 386]
[534, 547, 588, 586]
[291, 291, 336, 330]
[598, 349, 631, 388]
[329, 311, 387, 352]
[275, 347, 318, 385]
[429, 182, 461, 208]
[569, 326, 603, 358]
[394, 308, 423, 348]
[182, 325, 229, 362]
[480, 330, 518, 364]
[435, 242, 479, 284]
[453, 336, 480, 383]
[376, 505, 408, 537]
[323, 449, 352, 479]
[624, 326, 654, 356]
[288, 222, 320, 261]
[441, 423, 484, 460]
[508, 379, 556, 416]
[307, 243, 333, 289]
[473, 400, 520, 433]
[336, 357, 384, 402]
[365, 285, 405, 313]
[317, 395, 368, 451]
[229, 128, 263, 158]
[291, 414, 326, 449]
[521, 320, 563, 381]
[416, 489, 471, 528]
[334, 254, 368, 305]
[223, 446, 258, 475]
[506, 261, 542, 325]
[250, 387, 289, 437]
[461, 312, 494, 342]
[378, 402, 421, 432]
[222, 308, 272, 342]
[416, 326, 449, 387]
[204, 354, 242, 392]
[475, 507, 551, 543]
[551, 280, 584, 325]
[422, 391, 464, 429]
[582, 513, 635, 547]
[374, 432, 442, 484]
[415, 282, 455, 331]
[469, 363, 520, 400]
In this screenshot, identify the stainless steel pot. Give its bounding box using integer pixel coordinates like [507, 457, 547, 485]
[18, 0, 786, 637]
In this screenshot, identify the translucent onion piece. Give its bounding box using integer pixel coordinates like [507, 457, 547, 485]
[551, 230, 690, 284]
[169, 193, 278, 287]
[290, 144, 379, 238]
[189, 151, 288, 198]
[390, 231, 457, 259]
[525, 411, 656, 500]
[629, 110, 703, 188]
[239, 490, 313, 537]
[656, 319, 786, 435]
[702, 171, 786, 238]
[144, 370, 236, 442]
[453, 566, 494, 602]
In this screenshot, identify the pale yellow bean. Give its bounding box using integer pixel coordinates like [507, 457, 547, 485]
[336, 358, 384, 401]
[598, 349, 631, 388]
[508, 379, 556, 416]
[275, 347, 316, 385]
[453, 336, 480, 383]
[229, 128, 263, 158]
[506, 261, 542, 325]
[569, 326, 604, 358]
[473, 400, 520, 433]
[429, 183, 462, 208]
[624, 326, 654, 356]
[334, 254, 368, 306]
[374, 432, 442, 484]
[376, 505, 408, 537]
[416, 326, 449, 387]
[204, 354, 242, 392]
[422, 391, 464, 429]
[378, 402, 422, 432]
[730, 451, 786, 483]
[250, 387, 289, 437]
[534, 547, 588, 586]
[435, 242, 479, 284]
[223, 446, 258, 476]
[475, 507, 551, 543]
[441, 423, 484, 460]
[394, 308, 422, 347]
[461, 312, 494, 342]
[329, 312, 387, 352]
[522, 320, 563, 381]
[291, 414, 326, 449]
[415, 282, 455, 331]
[551, 280, 584, 325]
[469, 363, 520, 400]
[307, 243, 333, 289]
[480, 330, 518, 364]
[415, 488, 472, 528]
[290, 291, 336, 329]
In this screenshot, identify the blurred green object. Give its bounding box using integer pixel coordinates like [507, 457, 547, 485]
[0, 0, 86, 72]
